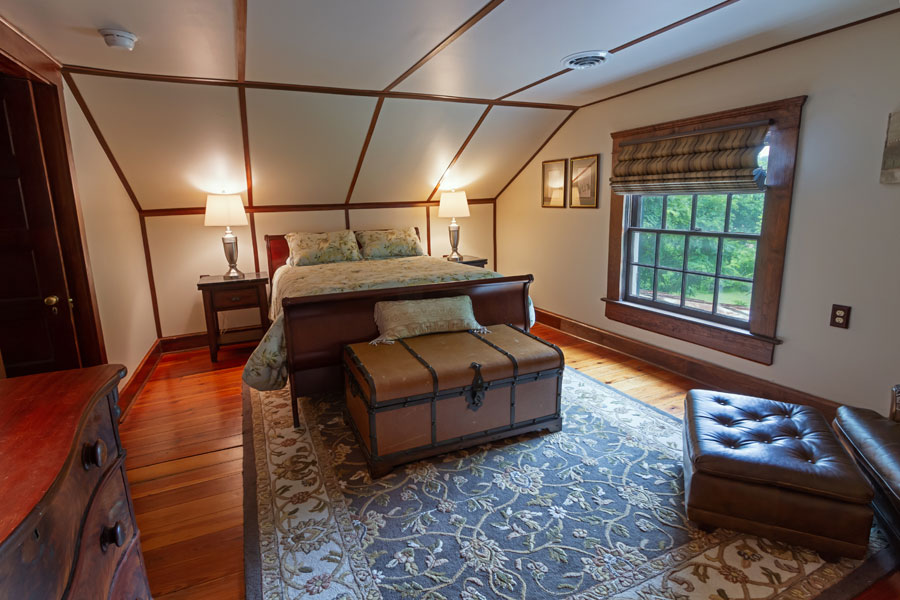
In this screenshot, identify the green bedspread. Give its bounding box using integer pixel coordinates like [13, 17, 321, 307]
[241, 256, 527, 391]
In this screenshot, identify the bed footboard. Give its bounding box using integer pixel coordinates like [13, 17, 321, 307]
[281, 275, 533, 425]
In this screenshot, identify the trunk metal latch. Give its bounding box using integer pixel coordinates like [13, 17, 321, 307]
[468, 362, 486, 411]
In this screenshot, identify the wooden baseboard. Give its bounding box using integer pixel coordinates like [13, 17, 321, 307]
[158, 325, 262, 354]
[534, 307, 840, 420]
[118, 338, 161, 422]
[158, 331, 208, 353]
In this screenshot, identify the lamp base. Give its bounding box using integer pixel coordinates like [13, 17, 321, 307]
[446, 219, 462, 262]
[222, 229, 244, 279]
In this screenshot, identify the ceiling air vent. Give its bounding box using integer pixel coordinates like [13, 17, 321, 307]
[561, 50, 609, 70]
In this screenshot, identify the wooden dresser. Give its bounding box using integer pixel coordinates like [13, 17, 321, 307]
[0, 365, 151, 599]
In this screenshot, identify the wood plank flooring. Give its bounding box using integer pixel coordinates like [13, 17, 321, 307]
[119, 323, 899, 599]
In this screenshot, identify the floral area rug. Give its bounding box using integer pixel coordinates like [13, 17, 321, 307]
[243, 368, 894, 600]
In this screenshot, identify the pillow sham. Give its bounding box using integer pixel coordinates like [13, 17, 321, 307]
[285, 229, 362, 266]
[355, 227, 424, 259]
[372, 296, 486, 344]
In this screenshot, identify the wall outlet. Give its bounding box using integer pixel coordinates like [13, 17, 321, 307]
[830, 304, 851, 328]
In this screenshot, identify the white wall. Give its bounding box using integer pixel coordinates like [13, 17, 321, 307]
[63, 84, 158, 386]
[497, 14, 900, 413]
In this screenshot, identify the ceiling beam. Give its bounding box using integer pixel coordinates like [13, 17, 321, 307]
[235, 0, 247, 82]
[345, 97, 384, 204]
[60, 65, 578, 111]
[141, 198, 496, 217]
[383, 0, 506, 92]
[426, 105, 492, 202]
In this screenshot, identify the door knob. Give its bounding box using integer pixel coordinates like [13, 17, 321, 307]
[43, 296, 59, 306]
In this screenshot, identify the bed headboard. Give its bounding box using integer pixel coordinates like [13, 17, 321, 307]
[265, 227, 421, 283]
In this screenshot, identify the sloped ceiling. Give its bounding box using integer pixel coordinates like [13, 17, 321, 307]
[2, 0, 896, 213]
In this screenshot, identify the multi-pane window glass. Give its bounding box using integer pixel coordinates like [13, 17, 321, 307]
[625, 193, 764, 326]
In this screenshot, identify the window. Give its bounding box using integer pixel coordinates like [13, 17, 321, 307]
[625, 190, 765, 327]
[605, 97, 806, 365]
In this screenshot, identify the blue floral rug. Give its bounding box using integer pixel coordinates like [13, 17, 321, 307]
[244, 368, 893, 600]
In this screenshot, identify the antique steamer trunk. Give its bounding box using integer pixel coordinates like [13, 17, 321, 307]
[343, 324, 564, 477]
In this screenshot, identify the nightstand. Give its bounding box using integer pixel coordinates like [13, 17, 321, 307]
[443, 255, 488, 268]
[197, 272, 268, 362]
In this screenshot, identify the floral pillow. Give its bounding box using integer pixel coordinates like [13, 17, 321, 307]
[285, 230, 362, 266]
[355, 227, 424, 259]
[372, 296, 487, 344]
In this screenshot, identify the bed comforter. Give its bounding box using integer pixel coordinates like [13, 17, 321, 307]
[242, 256, 530, 391]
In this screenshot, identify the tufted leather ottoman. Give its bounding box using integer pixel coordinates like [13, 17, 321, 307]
[683, 390, 874, 558]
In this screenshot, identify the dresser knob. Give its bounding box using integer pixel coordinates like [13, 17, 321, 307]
[100, 522, 126, 552]
[230, 296, 241, 302]
[82, 440, 106, 470]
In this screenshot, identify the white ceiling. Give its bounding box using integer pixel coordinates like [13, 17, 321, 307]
[4, 0, 893, 103]
[6, 0, 895, 212]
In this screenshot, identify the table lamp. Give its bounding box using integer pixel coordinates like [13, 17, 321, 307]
[438, 190, 469, 261]
[204, 194, 247, 279]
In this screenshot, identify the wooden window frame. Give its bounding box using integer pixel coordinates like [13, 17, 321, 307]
[604, 96, 807, 365]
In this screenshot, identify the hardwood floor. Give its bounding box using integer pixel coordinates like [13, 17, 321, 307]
[120, 323, 899, 599]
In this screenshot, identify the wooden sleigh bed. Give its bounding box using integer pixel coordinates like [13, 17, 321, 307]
[264, 234, 534, 427]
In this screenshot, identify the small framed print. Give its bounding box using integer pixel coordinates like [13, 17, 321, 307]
[569, 154, 599, 208]
[541, 159, 567, 208]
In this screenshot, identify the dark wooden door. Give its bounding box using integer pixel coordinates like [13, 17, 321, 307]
[0, 75, 80, 376]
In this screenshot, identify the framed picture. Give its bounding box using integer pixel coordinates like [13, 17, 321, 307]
[881, 111, 900, 184]
[541, 159, 567, 207]
[569, 154, 599, 208]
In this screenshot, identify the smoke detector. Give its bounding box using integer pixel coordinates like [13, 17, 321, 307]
[561, 50, 609, 70]
[99, 29, 137, 51]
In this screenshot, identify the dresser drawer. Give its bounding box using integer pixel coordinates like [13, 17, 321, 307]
[212, 286, 260, 309]
[0, 392, 119, 599]
[109, 540, 151, 600]
[67, 464, 136, 599]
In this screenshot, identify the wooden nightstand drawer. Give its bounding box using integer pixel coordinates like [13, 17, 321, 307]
[198, 272, 269, 362]
[212, 286, 259, 309]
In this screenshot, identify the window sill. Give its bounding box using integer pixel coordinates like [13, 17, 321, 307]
[602, 299, 780, 364]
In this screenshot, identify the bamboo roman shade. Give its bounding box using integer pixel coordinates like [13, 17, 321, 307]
[610, 124, 769, 195]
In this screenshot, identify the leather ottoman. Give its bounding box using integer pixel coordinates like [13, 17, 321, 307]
[683, 390, 874, 558]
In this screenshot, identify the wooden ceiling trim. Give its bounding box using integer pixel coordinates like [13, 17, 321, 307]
[139, 215, 163, 338]
[237, 87, 260, 271]
[496, 68, 571, 101]
[425, 104, 492, 202]
[492, 200, 497, 270]
[235, 0, 248, 82]
[60, 65, 577, 111]
[62, 72, 142, 214]
[608, 0, 741, 54]
[583, 7, 900, 109]
[383, 0, 506, 92]
[494, 109, 576, 200]
[345, 97, 384, 204]
[141, 198, 496, 217]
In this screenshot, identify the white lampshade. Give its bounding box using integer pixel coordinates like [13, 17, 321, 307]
[204, 194, 247, 226]
[438, 190, 469, 218]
